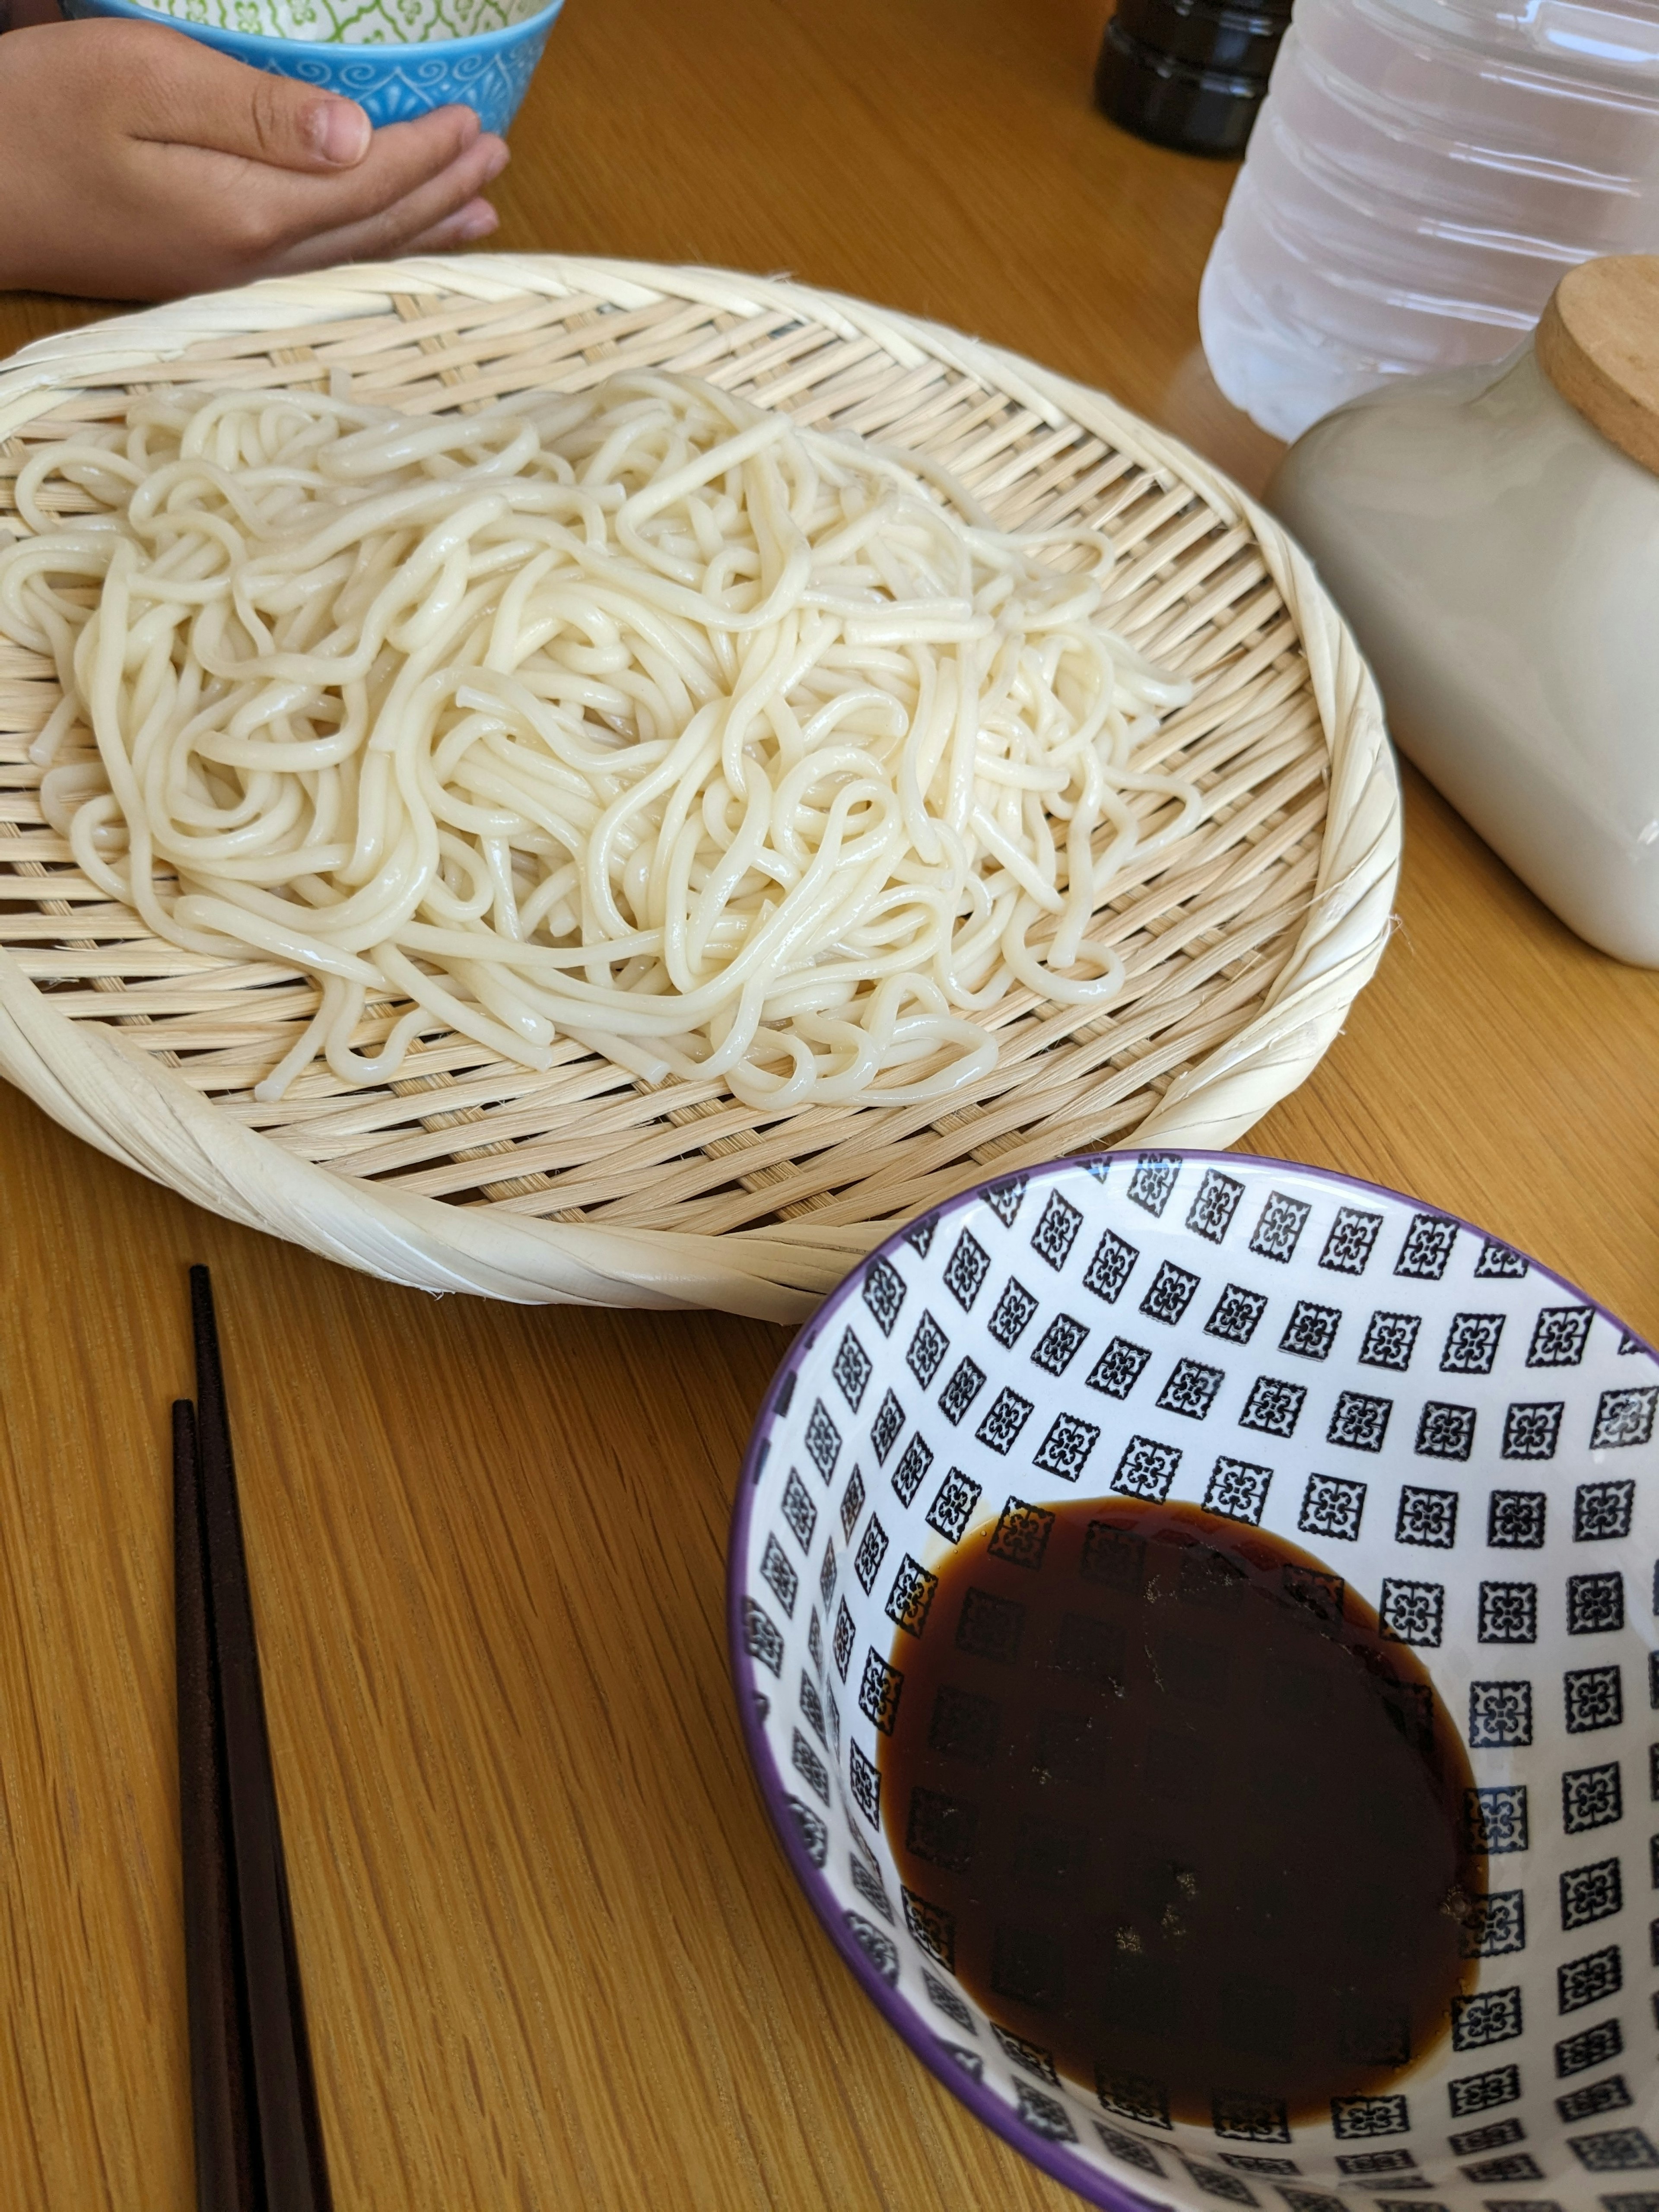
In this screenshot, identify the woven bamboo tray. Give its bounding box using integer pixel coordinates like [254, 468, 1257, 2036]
[0, 256, 1399, 1321]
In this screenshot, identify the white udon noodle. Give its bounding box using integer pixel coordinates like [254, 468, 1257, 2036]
[0, 371, 1200, 1110]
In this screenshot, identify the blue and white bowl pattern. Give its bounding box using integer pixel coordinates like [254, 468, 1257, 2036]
[124, 0, 536, 41]
[64, 0, 560, 133]
[731, 1152, 1659, 2212]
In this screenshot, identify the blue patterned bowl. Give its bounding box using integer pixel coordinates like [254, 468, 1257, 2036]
[731, 1150, 1659, 2212]
[62, 0, 562, 134]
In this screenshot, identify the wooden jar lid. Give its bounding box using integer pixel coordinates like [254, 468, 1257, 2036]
[1536, 255, 1659, 478]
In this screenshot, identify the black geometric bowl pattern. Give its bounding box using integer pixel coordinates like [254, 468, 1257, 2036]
[730, 1153, 1659, 2212]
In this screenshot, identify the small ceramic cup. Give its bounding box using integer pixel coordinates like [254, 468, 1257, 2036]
[731, 1149, 1659, 2210]
[63, 0, 563, 133]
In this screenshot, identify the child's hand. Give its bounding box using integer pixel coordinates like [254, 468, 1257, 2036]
[0, 17, 510, 299]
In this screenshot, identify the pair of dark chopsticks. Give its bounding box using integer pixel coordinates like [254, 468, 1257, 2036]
[174, 1265, 333, 2212]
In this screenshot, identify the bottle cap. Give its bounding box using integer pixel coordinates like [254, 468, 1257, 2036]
[1094, 17, 1274, 156]
[1535, 256, 1659, 479]
[1113, 0, 1292, 78]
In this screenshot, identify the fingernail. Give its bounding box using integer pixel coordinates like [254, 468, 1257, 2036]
[482, 140, 510, 183]
[458, 202, 499, 242]
[309, 99, 372, 166]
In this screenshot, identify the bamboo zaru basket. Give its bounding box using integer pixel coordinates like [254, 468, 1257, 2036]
[0, 258, 1399, 1321]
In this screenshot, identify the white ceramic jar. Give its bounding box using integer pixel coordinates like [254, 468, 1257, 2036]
[1269, 256, 1659, 964]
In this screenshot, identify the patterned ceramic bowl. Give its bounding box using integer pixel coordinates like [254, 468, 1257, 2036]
[63, 0, 562, 133]
[730, 1151, 1659, 2212]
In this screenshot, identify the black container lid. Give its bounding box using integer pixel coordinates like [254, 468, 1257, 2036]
[1094, 13, 1281, 157]
[1112, 0, 1291, 78]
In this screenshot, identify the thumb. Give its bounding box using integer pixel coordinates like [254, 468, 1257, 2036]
[124, 24, 375, 170]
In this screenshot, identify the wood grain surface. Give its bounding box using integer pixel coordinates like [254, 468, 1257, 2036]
[1, 1, 1656, 2207]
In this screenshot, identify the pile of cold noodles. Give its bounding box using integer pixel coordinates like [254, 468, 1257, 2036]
[0, 372, 1199, 1109]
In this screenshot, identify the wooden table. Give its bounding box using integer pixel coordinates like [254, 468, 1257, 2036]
[2, 2, 1656, 2205]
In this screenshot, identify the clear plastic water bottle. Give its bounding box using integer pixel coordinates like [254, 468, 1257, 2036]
[1199, 0, 1659, 439]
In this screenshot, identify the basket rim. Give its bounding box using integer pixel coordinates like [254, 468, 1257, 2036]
[0, 253, 1402, 1318]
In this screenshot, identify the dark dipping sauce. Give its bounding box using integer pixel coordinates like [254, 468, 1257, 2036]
[880, 1497, 1483, 2127]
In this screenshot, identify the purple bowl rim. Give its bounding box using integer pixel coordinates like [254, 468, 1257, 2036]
[64, 0, 563, 60]
[725, 1144, 1657, 2210]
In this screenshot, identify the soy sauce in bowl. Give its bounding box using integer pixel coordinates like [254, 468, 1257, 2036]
[880, 1497, 1482, 2126]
